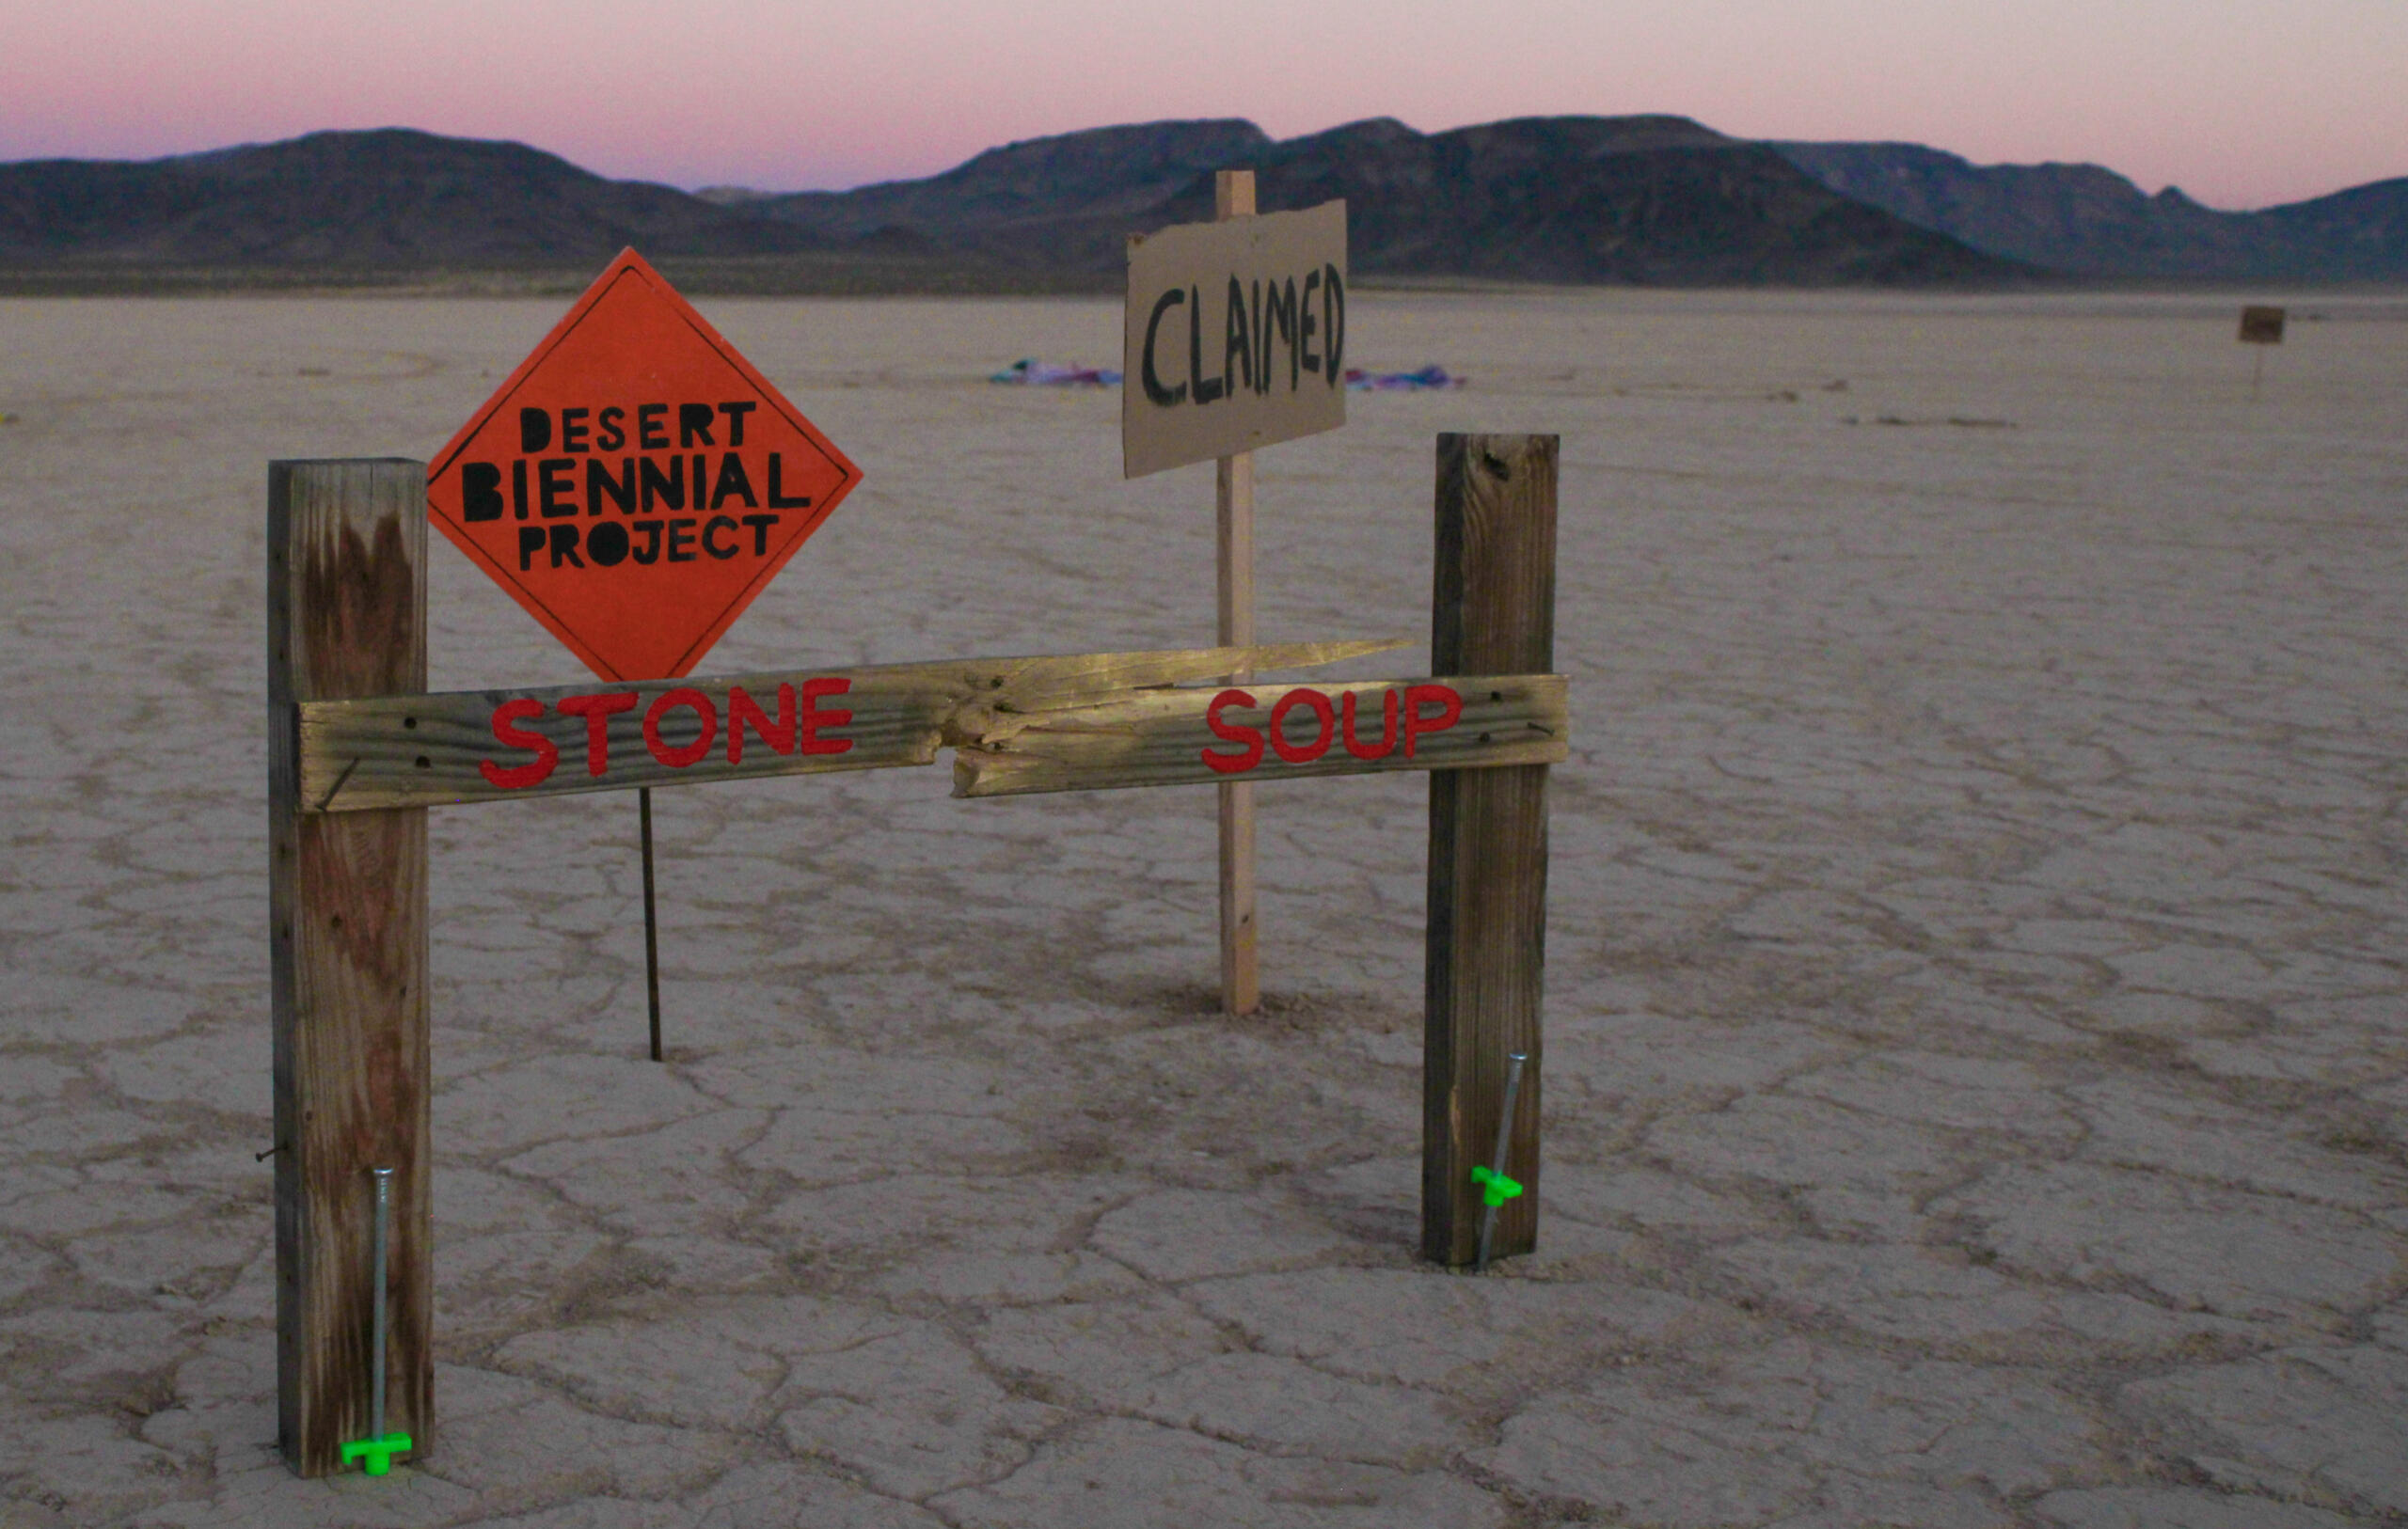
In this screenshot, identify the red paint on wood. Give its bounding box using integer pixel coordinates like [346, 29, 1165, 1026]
[727, 684, 796, 764]
[1268, 688, 1336, 764]
[1403, 685, 1463, 759]
[1203, 687, 1263, 773]
[642, 688, 718, 767]
[556, 691, 639, 776]
[479, 699, 559, 789]
[1203, 684, 1456, 774]
[1342, 688, 1400, 760]
[797, 676, 854, 755]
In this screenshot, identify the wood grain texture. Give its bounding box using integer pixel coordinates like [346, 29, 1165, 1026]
[301, 640, 1404, 812]
[954, 675, 1566, 797]
[1216, 166, 1261, 1017]
[267, 459, 431, 1475]
[1424, 433, 1558, 1269]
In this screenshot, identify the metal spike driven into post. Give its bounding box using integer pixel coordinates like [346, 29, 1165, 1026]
[341, 1167, 411, 1475]
[1474, 1052, 1529, 1271]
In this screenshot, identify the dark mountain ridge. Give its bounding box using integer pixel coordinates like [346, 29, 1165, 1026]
[0, 117, 2021, 290]
[745, 114, 2021, 287]
[1, 118, 2395, 291]
[764, 118, 1273, 243]
[1772, 140, 2408, 282]
[0, 129, 824, 268]
[1231, 115, 2011, 286]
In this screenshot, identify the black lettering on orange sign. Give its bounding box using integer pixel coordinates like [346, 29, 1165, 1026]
[640, 457, 684, 512]
[538, 459, 577, 517]
[588, 458, 635, 515]
[463, 463, 504, 522]
[709, 454, 757, 511]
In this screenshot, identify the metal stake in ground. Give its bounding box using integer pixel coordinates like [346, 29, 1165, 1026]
[1474, 1052, 1529, 1270]
[340, 1166, 411, 1476]
[640, 788, 663, 1063]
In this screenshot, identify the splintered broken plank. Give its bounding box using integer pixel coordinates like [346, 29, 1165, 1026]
[297, 639, 1403, 812]
[952, 673, 1569, 797]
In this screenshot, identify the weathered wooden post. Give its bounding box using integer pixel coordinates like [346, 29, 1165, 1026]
[267, 459, 433, 1474]
[1423, 433, 1556, 1267]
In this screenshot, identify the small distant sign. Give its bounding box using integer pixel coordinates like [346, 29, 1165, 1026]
[1122, 200, 1348, 479]
[426, 249, 860, 682]
[2238, 306, 2287, 345]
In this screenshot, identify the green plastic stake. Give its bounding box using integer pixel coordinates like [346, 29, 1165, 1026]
[341, 1432, 412, 1476]
[1470, 1165, 1524, 1209]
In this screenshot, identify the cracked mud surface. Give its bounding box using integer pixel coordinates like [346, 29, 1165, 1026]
[3, 291, 2404, 1526]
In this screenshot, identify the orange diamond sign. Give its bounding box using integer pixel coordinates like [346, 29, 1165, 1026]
[427, 248, 860, 682]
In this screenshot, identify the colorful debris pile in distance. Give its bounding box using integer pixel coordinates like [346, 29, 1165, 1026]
[1346, 366, 1465, 391]
[989, 359, 1121, 386]
[986, 361, 1468, 391]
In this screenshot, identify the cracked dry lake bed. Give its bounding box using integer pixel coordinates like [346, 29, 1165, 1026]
[3, 290, 2405, 1527]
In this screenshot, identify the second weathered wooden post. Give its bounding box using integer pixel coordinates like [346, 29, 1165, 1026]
[1423, 433, 1557, 1267]
[267, 458, 433, 1474]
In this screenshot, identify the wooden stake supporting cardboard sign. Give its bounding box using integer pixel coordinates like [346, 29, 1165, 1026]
[1215, 172, 1263, 1018]
[2237, 305, 2287, 397]
[1127, 177, 1351, 1016]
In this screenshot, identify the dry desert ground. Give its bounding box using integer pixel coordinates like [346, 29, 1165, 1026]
[2, 290, 2405, 1526]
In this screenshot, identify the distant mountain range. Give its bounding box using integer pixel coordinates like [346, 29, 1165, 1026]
[0, 131, 824, 270]
[1772, 141, 2408, 283]
[737, 116, 2013, 287]
[0, 118, 2398, 291]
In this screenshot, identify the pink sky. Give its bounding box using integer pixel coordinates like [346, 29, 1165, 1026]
[2, 0, 2400, 210]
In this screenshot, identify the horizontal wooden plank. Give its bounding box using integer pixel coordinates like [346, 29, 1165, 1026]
[952, 674, 1568, 798]
[297, 640, 1402, 812]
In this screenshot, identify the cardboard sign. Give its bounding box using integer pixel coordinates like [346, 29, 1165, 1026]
[1122, 200, 1347, 479]
[2239, 306, 2287, 345]
[427, 249, 860, 682]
